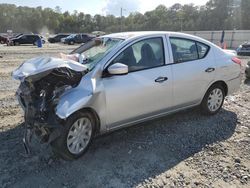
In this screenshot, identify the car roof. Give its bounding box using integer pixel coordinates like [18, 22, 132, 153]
[103, 31, 215, 46]
[104, 31, 194, 39]
[243, 42, 250, 45]
[22, 34, 39, 36]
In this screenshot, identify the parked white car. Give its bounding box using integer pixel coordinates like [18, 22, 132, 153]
[13, 32, 241, 160]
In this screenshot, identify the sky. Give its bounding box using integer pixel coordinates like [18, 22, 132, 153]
[0, 0, 209, 16]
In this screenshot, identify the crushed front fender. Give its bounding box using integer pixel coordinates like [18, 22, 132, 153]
[55, 66, 107, 133]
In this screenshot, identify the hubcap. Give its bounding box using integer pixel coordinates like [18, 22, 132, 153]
[207, 88, 223, 112]
[67, 117, 92, 154]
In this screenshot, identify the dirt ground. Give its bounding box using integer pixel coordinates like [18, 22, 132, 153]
[0, 44, 249, 188]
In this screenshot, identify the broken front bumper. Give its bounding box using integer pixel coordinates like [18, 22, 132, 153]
[21, 107, 63, 154]
[16, 85, 64, 154]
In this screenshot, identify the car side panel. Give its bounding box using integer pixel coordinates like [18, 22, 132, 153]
[166, 36, 216, 108]
[213, 48, 241, 95]
[55, 67, 108, 133]
[103, 66, 173, 128]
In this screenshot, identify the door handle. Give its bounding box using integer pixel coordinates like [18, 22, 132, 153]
[205, 67, 215, 73]
[155, 76, 168, 83]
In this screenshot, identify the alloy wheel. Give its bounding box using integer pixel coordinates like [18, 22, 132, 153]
[207, 88, 223, 112]
[66, 117, 92, 154]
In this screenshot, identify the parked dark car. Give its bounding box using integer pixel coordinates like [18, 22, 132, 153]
[10, 34, 45, 46]
[10, 33, 23, 39]
[48, 34, 70, 43]
[237, 42, 250, 56]
[245, 61, 250, 79]
[63, 34, 95, 45]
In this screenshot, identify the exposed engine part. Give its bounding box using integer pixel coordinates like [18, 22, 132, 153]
[17, 67, 87, 145]
[23, 128, 32, 155]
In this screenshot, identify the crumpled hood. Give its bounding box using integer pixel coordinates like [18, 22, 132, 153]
[12, 56, 87, 81]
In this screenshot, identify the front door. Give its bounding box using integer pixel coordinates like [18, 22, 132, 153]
[103, 37, 173, 128]
[19, 35, 28, 44]
[75, 35, 82, 43]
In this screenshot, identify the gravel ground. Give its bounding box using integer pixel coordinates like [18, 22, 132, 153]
[0, 44, 249, 188]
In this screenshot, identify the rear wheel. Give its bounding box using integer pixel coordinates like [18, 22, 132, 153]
[51, 111, 95, 160]
[14, 42, 20, 46]
[69, 41, 74, 45]
[200, 84, 225, 115]
[246, 69, 250, 79]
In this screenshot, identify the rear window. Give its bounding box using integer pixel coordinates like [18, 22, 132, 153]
[196, 42, 210, 58]
[170, 38, 198, 63]
[170, 37, 210, 63]
[242, 44, 250, 49]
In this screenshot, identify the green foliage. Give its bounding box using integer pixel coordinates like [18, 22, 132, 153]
[0, 1, 249, 34]
[241, 0, 250, 29]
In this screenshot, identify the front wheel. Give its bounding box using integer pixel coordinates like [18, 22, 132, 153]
[51, 111, 95, 160]
[69, 41, 74, 45]
[246, 69, 250, 79]
[200, 84, 225, 115]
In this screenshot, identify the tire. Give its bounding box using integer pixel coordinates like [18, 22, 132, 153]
[51, 111, 95, 160]
[69, 41, 74, 45]
[246, 70, 250, 79]
[14, 42, 19, 46]
[200, 84, 225, 115]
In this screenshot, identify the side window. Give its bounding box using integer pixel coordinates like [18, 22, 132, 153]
[21, 35, 27, 40]
[197, 42, 210, 59]
[113, 37, 165, 72]
[170, 38, 198, 63]
[30, 36, 36, 41]
[30, 36, 35, 41]
[28, 35, 34, 40]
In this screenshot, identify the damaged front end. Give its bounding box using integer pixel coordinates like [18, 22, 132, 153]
[13, 57, 88, 153]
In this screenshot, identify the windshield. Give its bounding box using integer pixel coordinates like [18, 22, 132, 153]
[73, 37, 123, 70]
[67, 34, 76, 38]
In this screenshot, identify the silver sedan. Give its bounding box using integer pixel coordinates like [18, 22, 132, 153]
[13, 32, 241, 160]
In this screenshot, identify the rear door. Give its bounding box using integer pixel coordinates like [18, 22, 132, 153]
[27, 35, 36, 44]
[19, 35, 27, 44]
[103, 36, 173, 128]
[75, 34, 82, 43]
[31, 36, 39, 44]
[169, 37, 215, 108]
[81, 34, 88, 43]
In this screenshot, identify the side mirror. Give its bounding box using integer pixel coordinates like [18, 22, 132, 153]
[108, 63, 128, 75]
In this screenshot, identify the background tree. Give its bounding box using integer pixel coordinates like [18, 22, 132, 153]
[241, 0, 250, 29]
[0, 2, 248, 34]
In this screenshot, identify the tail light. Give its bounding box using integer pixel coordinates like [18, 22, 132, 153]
[232, 57, 241, 66]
